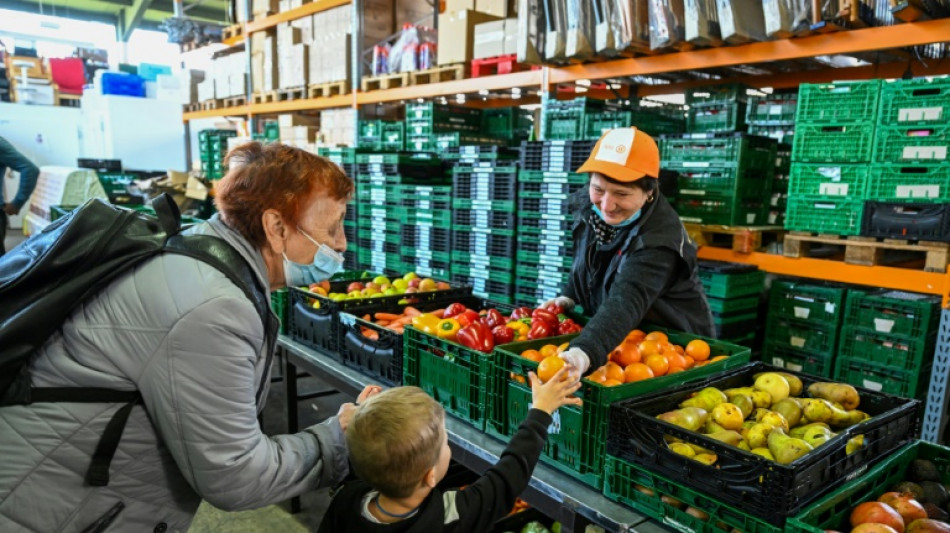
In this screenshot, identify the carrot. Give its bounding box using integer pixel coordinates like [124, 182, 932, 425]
[432, 309, 445, 318]
[376, 320, 390, 326]
[390, 316, 414, 326]
[363, 314, 371, 321]
[403, 306, 422, 317]
[374, 312, 402, 321]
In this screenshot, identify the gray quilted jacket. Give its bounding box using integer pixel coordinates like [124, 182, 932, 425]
[0, 215, 348, 532]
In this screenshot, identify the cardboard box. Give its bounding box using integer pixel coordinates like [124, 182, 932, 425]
[473, 20, 506, 59]
[197, 79, 215, 102]
[445, 0, 476, 13]
[252, 0, 277, 16]
[503, 18, 518, 55]
[309, 34, 351, 85]
[278, 113, 320, 127]
[437, 10, 501, 65]
[476, 0, 512, 17]
[363, 0, 395, 48]
[278, 43, 309, 88]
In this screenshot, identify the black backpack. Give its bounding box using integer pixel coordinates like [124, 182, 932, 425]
[0, 194, 279, 486]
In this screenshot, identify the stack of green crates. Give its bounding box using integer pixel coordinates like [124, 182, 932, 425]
[868, 77, 950, 206]
[662, 133, 777, 226]
[542, 97, 624, 140]
[697, 261, 765, 347]
[787, 80, 881, 235]
[514, 168, 585, 306]
[746, 91, 797, 145]
[198, 129, 237, 179]
[768, 145, 791, 226]
[763, 279, 849, 378]
[358, 120, 404, 151]
[481, 108, 533, 146]
[405, 103, 482, 152]
[686, 84, 750, 133]
[399, 184, 453, 279]
[834, 290, 940, 399]
[355, 153, 403, 275]
[318, 147, 360, 270]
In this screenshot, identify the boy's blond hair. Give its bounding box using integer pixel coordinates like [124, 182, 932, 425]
[346, 386, 446, 498]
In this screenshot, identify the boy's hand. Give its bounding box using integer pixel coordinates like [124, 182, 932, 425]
[528, 366, 583, 415]
[356, 385, 383, 404]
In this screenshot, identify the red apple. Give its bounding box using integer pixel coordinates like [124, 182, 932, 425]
[347, 282, 364, 293]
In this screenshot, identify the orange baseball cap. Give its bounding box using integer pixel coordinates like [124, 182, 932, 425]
[576, 127, 660, 182]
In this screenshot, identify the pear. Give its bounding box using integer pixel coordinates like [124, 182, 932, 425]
[688, 442, 713, 455]
[772, 398, 803, 427]
[754, 371, 803, 396]
[756, 410, 790, 432]
[737, 439, 750, 451]
[706, 429, 743, 447]
[680, 387, 728, 411]
[846, 434, 864, 455]
[747, 422, 777, 449]
[754, 373, 790, 404]
[705, 419, 727, 434]
[711, 403, 745, 431]
[767, 428, 814, 465]
[723, 386, 756, 398]
[802, 399, 866, 429]
[807, 382, 860, 410]
[750, 390, 773, 409]
[693, 453, 717, 465]
[802, 425, 835, 448]
[657, 407, 708, 431]
[790, 422, 831, 439]
[730, 394, 755, 419]
[669, 442, 696, 457]
[751, 447, 775, 461]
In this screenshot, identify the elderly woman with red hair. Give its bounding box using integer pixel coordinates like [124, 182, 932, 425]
[0, 143, 373, 532]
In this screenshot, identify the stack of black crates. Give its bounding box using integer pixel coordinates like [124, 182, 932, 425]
[318, 147, 359, 270]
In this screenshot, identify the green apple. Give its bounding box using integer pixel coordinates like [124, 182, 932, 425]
[384, 288, 400, 296]
[403, 272, 418, 281]
[372, 276, 391, 286]
[330, 294, 347, 302]
[418, 278, 437, 292]
[392, 279, 409, 291]
[347, 290, 362, 299]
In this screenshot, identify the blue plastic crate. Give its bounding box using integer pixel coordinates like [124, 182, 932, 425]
[100, 72, 145, 97]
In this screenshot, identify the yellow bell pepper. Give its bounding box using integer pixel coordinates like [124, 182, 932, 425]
[411, 313, 441, 334]
[436, 318, 461, 340]
[507, 320, 529, 340]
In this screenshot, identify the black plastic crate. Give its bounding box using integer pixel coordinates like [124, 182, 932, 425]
[452, 230, 516, 256]
[607, 361, 921, 524]
[452, 173, 518, 202]
[453, 209, 517, 230]
[489, 507, 555, 533]
[517, 213, 573, 232]
[518, 179, 586, 196]
[862, 201, 950, 242]
[402, 225, 452, 251]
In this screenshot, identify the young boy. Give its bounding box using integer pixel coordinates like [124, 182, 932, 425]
[318, 366, 582, 532]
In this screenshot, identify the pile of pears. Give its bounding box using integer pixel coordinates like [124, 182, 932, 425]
[657, 371, 869, 465]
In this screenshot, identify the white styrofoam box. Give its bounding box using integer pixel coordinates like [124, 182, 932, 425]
[197, 79, 216, 102]
[144, 81, 158, 99]
[292, 13, 313, 43]
[229, 73, 248, 97]
[278, 0, 291, 12]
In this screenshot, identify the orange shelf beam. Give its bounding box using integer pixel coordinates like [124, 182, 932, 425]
[222, 35, 244, 46]
[356, 70, 542, 105]
[551, 19, 950, 84]
[250, 93, 355, 114]
[697, 247, 950, 307]
[183, 105, 250, 121]
[245, 0, 349, 34]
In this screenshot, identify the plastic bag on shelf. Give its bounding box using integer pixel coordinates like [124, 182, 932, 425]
[543, 0, 567, 62]
[564, 0, 595, 61]
[715, 0, 766, 43]
[372, 44, 390, 76]
[648, 0, 685, 50]
[762, 0, 811, 37]
[388, 23, 420, 73]
[684, 0, 721, 46]
[592, 0, 614, 55]
[517, 0, 546, 65]
[607, 1, 650, 54]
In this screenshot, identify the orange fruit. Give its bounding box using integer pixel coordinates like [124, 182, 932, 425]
[540, 344, 559, 358]
[645, 331, 668, 343]
[603, 379, 623, 387]
[667, 352, 688, 372]
[685, 340, 711, 362]
[521, 349, 544, 363]
[624, 363, 654, 382]
[605, 362, 625, 383]
[510, 372, 526, 385]
[709, 355, 729, 363]
[588, 367, 608, 384]
[668, 367, 686, 374]
[613, 342, 642, 367]
[684, 355, 696, 369]
[626, 329, 646, 343]
[645, 353, 670, 377]
[537, 356, 566, 383]
[673, 344, 686, 355]
[638, 340, 662, 357]
[660, 343, 677, 355]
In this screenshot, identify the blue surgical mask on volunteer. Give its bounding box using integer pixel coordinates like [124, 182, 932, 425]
[283, 226, 344, 286]
[592, 205, 642, 227]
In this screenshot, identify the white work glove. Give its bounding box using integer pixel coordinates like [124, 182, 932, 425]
[558, 347, 590, 383]
[543, 296, 576, 311]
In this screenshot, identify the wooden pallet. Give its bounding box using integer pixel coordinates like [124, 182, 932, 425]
[276, 86, 307, 101]
[222, 24, 243, 41]
[307, 80, 349, 99]
[470, 54, 539, 77]
[223, 95, 246, 107]
[361, 72, 409, 92]
[199, 99, 223, 110]
[685, 224, 786, 254]
[252, 91, 277, 104]
[410, 64, 467, 85]
[183, 102, 202, 112]
[783, 232, 950, 272]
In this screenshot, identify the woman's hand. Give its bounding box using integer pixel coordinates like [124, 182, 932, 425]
[558, 347, 590, 383]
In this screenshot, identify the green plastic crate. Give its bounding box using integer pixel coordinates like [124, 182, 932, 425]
[686, 84, 751, 106]
[670, 165, 773, 199]
[787, 440, 950, 533]
[517, 170, 587, 184]
[452, 198, 516, 212]
[515, 250, 574, 270]
[867, 164, 950, 202]
[844, 290, 940, 340]
[488, 330, 752, 489]
[583, 111, 633, 139]
[705, 295, 760, 314]
[450, 264, 516, 285]
[795, 80, 882, 123]
[698, 269, 766, 299]
[837, 327, 935, 375]
[874, 124, 950, 164]
[675, 195, 768, 226]
[834, 357, 929, 399]
[407, 210, 453, 226]
[746, 94, 798, 125]
[792, 123, 876, 163]
[784, 195, 865, 236]
[687, 102, 748, 133]
[661, 134, 777, 167]
[450, 251, 514, 271]
[604, 454, 784, 533]
[762, 342, 835, 378]
[765, 317, 838, 357]
[768, 279, 848, 325]
[401, 247, 451, 264]
[788, 163, 870, 198]
[879, 77, 950, 126]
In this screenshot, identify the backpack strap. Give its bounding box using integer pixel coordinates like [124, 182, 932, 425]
[150, 194, 183, 237]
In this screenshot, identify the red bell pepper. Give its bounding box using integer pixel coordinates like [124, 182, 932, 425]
[457, 322, 495, 353]
[456, 309, 480, 328]
[443, 302, 467, 319]
[510, 307, 532, 320]
[491, 325, 515, 345]
[531, 308, 559, 329]
[527, 318, 553, 340]
[545, 302, 565, 315]
[557, 318, 581, 335]
[483, 309, 506, 329]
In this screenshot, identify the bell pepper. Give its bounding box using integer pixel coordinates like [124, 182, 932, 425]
[482, 309, 506, 329]
[507, 320, 529, 340]
[491, 325, 515, 345]
[510, 307, 532, 320]
[545, 303, 565, 315]
[443, 302, 467, 319]
[557, 318, 582, 335]
[456, 309, 480, 328]
[411, 313, 441, 334]
[436, 318, 461, 340]
[457, 322, 495, 353]
[528, 318, 553, 340]
[531, 308, 559, 329]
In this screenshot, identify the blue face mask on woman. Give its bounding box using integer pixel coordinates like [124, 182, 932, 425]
[283, 226, 344, 287]
[592, 205, 642, 227]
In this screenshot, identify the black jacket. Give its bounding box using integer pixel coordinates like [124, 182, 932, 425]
[316, 409, 551, 533]
[564, 189, 715, 369]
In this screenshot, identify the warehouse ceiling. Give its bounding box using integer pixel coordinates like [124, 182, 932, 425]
[0, 0, 230, 39]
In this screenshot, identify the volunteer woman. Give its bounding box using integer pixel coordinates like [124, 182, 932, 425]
[553, 127, 715, 378]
